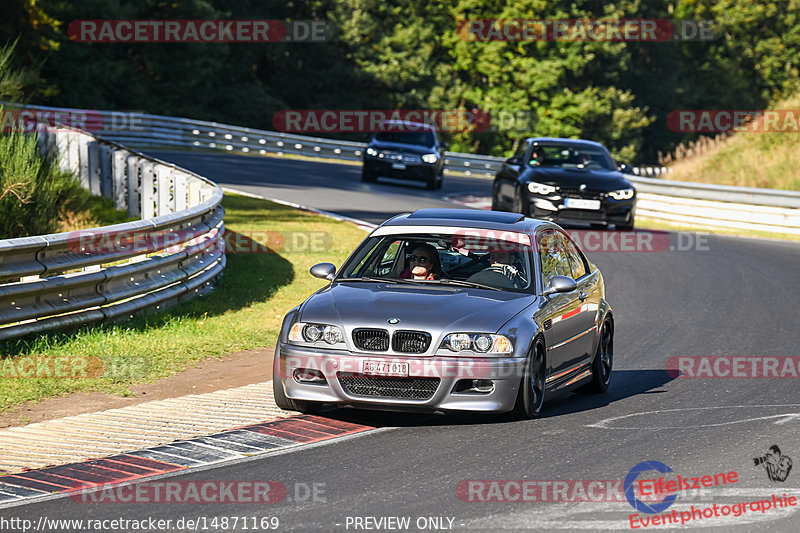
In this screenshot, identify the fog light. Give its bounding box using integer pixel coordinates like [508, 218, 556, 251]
[452, 379, 495, 394]
[293, 368, 326, 384]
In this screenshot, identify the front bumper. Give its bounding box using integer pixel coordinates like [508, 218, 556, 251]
[276, 343, 526, 413]
[363, 159, 440, 182]
[526, 192, 636, 226]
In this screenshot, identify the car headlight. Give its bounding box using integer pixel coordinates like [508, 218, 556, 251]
[289, 322, 345, 345]
[609, 188, 635, 200]
[366, 147, 378, 157]
[528, 182, 556, 195]
[441, 333, 513, 354]
[421, 153, 438, 164]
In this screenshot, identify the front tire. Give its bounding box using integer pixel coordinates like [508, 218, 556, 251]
[511, 185, 528, 216]
[585, 318, 613, 393]
[513, 339, 546, 419]
[491, 182, 503, 211]
[361, 168, 377, 183]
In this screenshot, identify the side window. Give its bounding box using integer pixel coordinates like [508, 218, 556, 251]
[373, 239, 403, 276]
[510, 141, 529, 164]
[559, 232, 588, 279]
[537, 230, 572, 286]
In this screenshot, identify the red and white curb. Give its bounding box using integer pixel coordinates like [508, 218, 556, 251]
[442, 193, 492, 210]
[0, 414, 374, 506]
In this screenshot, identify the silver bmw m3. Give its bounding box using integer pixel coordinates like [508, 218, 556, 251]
[273, 208, 614, 419]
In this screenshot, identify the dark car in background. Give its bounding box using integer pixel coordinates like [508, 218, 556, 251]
[492, 138, 636, 230]
[362, 121, 447, 190]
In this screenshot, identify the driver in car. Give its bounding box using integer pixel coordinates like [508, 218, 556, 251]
[488, 249, 526, 287]
[399, 243, 442, 280]
[467, 248, 526, 289]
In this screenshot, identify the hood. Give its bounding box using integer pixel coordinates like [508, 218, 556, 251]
[299, 282, 536, 334]
[367, 140, 435, 154]
[525, 167, 632, 191]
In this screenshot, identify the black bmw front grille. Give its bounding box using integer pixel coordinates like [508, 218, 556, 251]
[391, 331, 431, 354]
[352, 328, 390, 351]
[338, 373, 440, 399]
[558, 187, 605, 200]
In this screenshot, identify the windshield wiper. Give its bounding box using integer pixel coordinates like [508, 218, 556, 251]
[415, 279, 502, 291]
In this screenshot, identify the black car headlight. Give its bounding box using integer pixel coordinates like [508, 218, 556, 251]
[441, 333, 513, 354]
[609, 188, 635, 200]
[366, 147, 379, 157]
[421, 153, 438, 164]
[289, 322, 344, 345]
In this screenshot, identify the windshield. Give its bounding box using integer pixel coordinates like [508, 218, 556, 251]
[374, 130, 435, 146]
[529, 144, 616, 170]
[338, 232, 535, 292]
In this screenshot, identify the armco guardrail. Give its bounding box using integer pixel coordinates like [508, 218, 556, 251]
[0, 123, 225, 342]
[10, 104, 800, 235]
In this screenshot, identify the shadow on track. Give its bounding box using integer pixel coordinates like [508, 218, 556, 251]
[306, 369, 676, 428]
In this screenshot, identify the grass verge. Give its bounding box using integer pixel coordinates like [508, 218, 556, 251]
[662, 94, 800, 191]
[0, 194, 367, 410]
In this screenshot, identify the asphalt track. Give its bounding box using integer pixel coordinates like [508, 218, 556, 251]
[7, 152, 800, 532]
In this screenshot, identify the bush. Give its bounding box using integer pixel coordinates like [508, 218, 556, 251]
[0, 127, 84, 238]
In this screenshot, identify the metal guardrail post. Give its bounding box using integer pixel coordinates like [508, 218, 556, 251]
[112, 149, 127, 209]
[126, 154, 141, 217]
[155, 164, 173, 216]
[140, 160, 156, 218]
[0, 119, 227, 342]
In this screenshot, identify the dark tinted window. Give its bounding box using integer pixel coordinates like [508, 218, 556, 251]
[374, 130, 435, 146]
[529, 144, 615, 170]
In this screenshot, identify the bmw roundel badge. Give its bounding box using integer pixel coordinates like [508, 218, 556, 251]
[388, 318, 400, 324]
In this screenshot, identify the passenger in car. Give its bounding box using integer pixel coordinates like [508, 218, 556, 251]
[399, 243, 442, 280]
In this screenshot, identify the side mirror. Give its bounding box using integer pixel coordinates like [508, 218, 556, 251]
[439, 141, 449, 150]
[506, 156, 521, 166]
[310, 262, 336, 281]
[542, 275, 577, 296]
[618, 162, 632, 173]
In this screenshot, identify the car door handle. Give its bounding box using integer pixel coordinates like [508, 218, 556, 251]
[578, 291, 588, 301]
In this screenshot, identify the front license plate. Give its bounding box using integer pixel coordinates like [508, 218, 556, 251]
[391, 162, 407, 170]
[360, 359, 409, 377]
[564, 198, 601, 210]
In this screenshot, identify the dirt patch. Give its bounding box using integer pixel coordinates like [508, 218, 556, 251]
[0, 347, 274, 429]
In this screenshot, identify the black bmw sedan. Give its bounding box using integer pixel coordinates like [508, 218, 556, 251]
[492, 138, 636, 230]
[362, 121, 446, 190]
